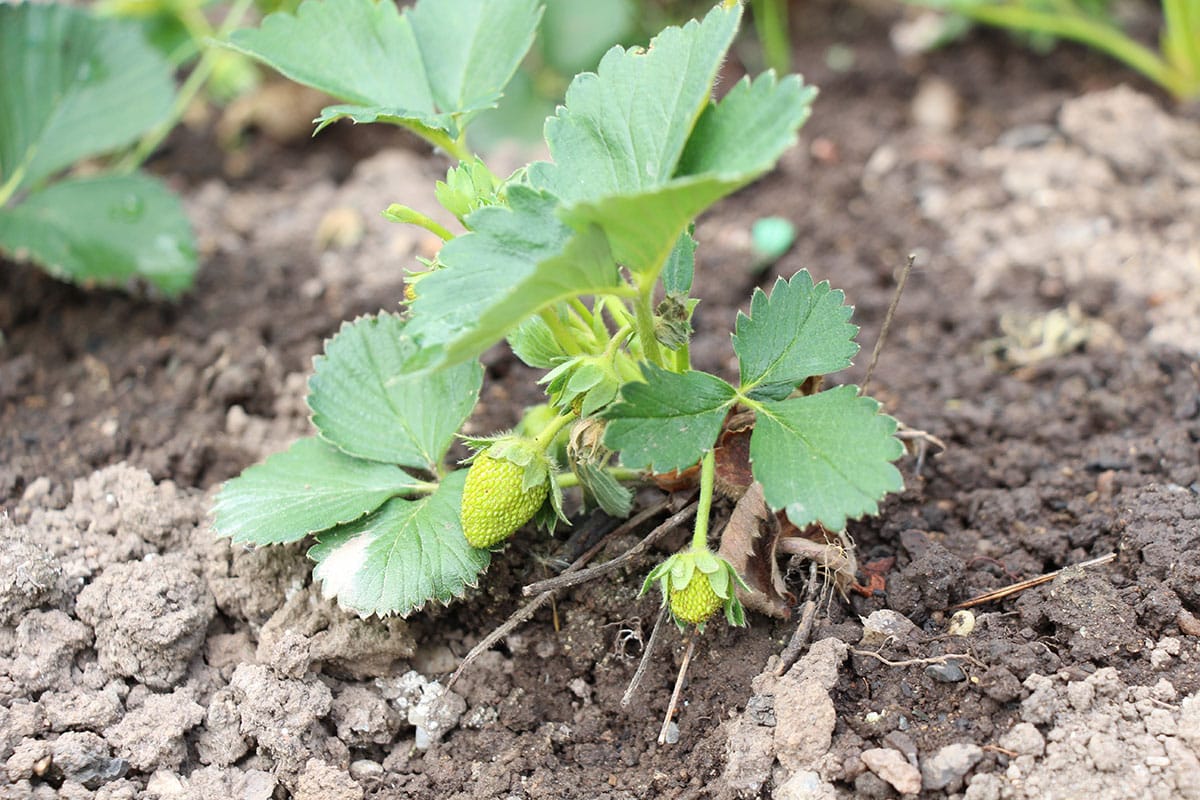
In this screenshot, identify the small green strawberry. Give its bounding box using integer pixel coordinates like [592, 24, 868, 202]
[669, 570, 723, 625]
[460, 438, 552, 549]
[644, 545, 748, 631]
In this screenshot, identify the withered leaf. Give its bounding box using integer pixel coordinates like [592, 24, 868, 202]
[717, 482, 792, 618]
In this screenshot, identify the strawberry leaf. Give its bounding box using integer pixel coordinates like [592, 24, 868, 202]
[0, 175, 196, 297]
[530, 3, 814, 279]
[603, 366, 736, 473]
[733, 270, 859, 401]
[213, 437, 428, 545]
[225, 0, 541, 140]
[308, 313, 483, 471]
[0, 4, 175, 192]
[750, 385, 904, 531]
[309, 470, 489, 618]
[405, 187, 619, 368]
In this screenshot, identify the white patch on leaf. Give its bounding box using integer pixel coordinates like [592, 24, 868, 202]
[314, 533, 374, 601]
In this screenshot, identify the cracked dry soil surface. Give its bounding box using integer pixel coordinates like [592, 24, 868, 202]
[2, 4, 1200, 799]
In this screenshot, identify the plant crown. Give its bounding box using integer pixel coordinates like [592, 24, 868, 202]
[213, 0, 905, 620]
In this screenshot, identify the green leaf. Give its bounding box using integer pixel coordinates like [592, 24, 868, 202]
[309, 470, 490, 617]
[0, 174, 196, 296]
[733, 270, 859, 401]
[573, 461, 634, 517]
[750, 385, 904, 531]
[531, 5, 740, 206]
[556, 71, 816, 277]
[507, 314, 568, 369]
[225, 0, 541, 140]
[405, 187, 619, 369]
[661, 229, 697, 295]
[0, 4, 175, 192]
[308, 313, 483, 470]
[603, 365, 736, 473]
[213, 437, 427, 545]
[527, 4, 813, 280]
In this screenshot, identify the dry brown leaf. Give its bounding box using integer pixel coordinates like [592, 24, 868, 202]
[717, 483, 792, 618]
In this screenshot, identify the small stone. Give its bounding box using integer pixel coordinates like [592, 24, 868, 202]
[912, 77, 961, 133]
[921, 743, 984, 791]
[999, 722, 1045, 757]
[348, 759, 383, 782]
[860, 610, 920, 647]
[1087, 732, 1123, 771]
[925, 659, 966, 683]
[773, 769, 837, 800]
[861, 747, 922, 795]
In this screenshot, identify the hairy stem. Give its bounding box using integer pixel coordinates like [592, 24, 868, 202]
[533, 411, 577, 452]
[554, 466, 644, 490]
[539, 308, 583, 356]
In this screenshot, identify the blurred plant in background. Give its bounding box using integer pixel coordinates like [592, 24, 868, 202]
[901, 0, 1200, 101]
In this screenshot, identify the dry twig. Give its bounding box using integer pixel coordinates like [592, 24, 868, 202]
[658, 635, 697, 746]
[448, 495, 694, 689]
[851, 649, 986, 670]
[622, 605, 669, 707]
[860, 253, 915, 398]
[521, 497, 698, 596]
[951, 552, 1116, 610]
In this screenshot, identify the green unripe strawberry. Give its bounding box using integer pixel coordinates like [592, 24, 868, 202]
[461, 452, 549, 548]
[669, 572, 723, 625]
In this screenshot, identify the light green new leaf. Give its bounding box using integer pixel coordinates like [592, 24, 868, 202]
[225, 0, 541, 139]
[309, 470, 490, 618]
[750, 385, 904, 531]
[406, 187, 619, 369]
[661, 229, 697, 295]
[603, 365, 736, 473]
[733, 270, 859, 401]
[308, 313, 483, 470]
[213, 437, 427, 545]
[0, 174, 196, 296]
[0, 4, 174, 193]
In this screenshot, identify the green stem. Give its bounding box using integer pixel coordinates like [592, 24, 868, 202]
[554, 466, 645, 489]
[540, 308, 584, 356]
[751, 0, 791, 74]
[633, 280, 666, 369]
[0, 162, 27, 207]
[957, 3, 1189, 98]
[118, 0, 255, 172]
[383, 204, 456, 240]
[673, 341, 691, 373]
[691, 449, 716, 552]
[567, 297, 595, 329]
[533, 411, 577, 451]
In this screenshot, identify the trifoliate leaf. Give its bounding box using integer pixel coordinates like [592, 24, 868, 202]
[309, 470, 490, 617]
[0, 4, 175, 192]
[213, 437, 428, 545]
[733, 270, 859, 401]
[603, 365, 736, 473]
[308, 312, 483, 471]
[405, 187, 619, 369]
[0, 175, 196, 297]
[225, 0, 541, 141]
[530, 4, 814, 280]
[750, 385, 904, 531]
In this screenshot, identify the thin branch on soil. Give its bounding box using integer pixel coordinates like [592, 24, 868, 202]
[447, 495, 693, 690]
[622, 605, 670, 707]
[658, 634, 697, 746]
[860, 253, 915, 398]
[851, 649, 985, 670]
[521, 497, 699, 596]
[775, 563, 820, 676]
[951, 552, 1117, 609]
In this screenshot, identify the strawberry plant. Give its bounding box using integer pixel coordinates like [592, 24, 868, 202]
[0, 2, 207, 295]
[213, 0, 905, 627]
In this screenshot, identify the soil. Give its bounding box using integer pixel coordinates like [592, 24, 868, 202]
[3, 3, 1200, 799]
